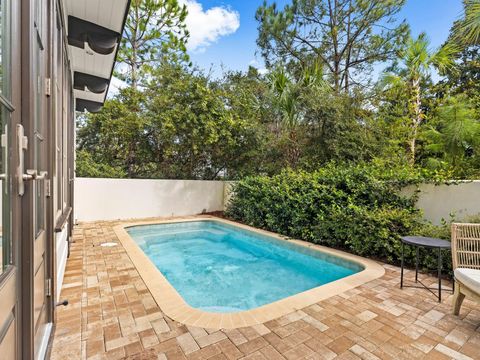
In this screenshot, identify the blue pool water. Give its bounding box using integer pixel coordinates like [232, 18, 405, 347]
[127, 221, 363, 312]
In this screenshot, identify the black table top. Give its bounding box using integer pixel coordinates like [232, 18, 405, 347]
[400, 236, 451, 249]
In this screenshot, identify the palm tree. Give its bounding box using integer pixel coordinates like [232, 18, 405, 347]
[267, 62, 327, 167]
[451, 0, 480, 46]
[382, 33, 457, 164]
[268, 62, 326, 128]
[423, 95, 480, 173]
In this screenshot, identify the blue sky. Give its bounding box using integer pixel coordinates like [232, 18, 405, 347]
[110, 0, 464, 93]
[185, 0, 464, 74]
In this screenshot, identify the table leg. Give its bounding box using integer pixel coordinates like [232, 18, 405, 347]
[400, 242, 404, 289]
[438, 248, 442, 302]
[415, 247, 419, 283]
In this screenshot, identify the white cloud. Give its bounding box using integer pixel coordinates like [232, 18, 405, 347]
[181, 0, 240, 53]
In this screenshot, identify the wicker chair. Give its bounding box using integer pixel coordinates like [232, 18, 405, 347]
[451, 223, 480, 315]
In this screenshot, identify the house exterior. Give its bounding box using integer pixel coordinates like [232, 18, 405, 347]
[0, 0, 130, 358]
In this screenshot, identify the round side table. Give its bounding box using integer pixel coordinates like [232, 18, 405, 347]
[400, 236, 453, 302]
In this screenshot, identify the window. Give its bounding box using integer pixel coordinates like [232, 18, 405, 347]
[0, 0, 13, 275]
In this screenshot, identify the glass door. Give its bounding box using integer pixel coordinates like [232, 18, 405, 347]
[0, 0, 19, 358]
[0, 0, 12, 277]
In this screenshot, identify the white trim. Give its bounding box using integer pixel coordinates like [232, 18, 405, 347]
[55, 224, 69, 302]
[36, 323, 53, 360]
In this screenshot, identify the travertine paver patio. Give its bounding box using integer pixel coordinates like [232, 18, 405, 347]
[49, 218, 480, 360]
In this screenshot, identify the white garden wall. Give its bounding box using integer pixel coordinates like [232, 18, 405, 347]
[74, 178, 226, 222]
[74, 178, 480, 224]
[403, 181, 480, 225]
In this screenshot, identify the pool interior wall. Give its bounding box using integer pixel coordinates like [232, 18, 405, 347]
[127, 220, 364, 313]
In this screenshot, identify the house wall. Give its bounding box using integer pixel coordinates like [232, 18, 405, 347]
[75, 178, 480, 225]
[74, 178, 226, 222]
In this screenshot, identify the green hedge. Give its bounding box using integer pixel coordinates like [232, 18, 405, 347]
[225, 165, 452, 272]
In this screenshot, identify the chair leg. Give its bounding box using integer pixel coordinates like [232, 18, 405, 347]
[452, 283, 465, 315]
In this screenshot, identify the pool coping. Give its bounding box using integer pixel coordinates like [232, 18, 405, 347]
[113, 216, 385, 330]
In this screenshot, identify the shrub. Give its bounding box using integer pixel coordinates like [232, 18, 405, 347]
[225, 165, 452, 272]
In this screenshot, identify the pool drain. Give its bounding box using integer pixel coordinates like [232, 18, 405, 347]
[100, 242, 118, 247]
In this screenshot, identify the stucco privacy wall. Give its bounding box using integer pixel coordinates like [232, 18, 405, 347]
[74, 178, 480, 224]
[74, 178, 225, 222]
[403, 181, 480, 225]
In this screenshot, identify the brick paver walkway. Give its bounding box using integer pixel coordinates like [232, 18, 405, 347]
[49, 219, 480, 360]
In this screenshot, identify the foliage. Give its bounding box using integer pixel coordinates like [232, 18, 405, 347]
[77, 87, 150, 178]
[464, 213, 480, 223]
[265, 63, 329, 166]
[143, 64, 263, 179]
[116, 0, 189, 88]
[225, 165, 453, 271]
[437, 45, 480, 108]
[77, 64, 264, 179]
[298, 89, 378, 167]
[450, 0, 480, 47]
[76, 1, 480, 276]
[76, 150, 126, 178]
[216, 68, 280, 177]
[421, 96, 480, 177]
[380, 33, 458, 164]
[78, 0, 480, 181]
[267, 62, 327, 128]
[256, 0, 409, 93]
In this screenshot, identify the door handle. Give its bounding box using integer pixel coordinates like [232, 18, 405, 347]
[16, 124, 48, 195]
[17, 124, 28, 195]
[25, 169, 48, 180]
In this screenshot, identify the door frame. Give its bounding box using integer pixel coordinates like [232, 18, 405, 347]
[20, 0, 37, 355]
[0, 0, 23, 357]
[11, 0, 23, 355]
[20, 0, 55, 358]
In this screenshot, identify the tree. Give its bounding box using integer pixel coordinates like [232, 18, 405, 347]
[266, 62, 328, 166]
[218, 69, 280, 177]
[143, 63, 263, 179]
[78, 63, 265, 180]
[76, 150, 126, 178]
[436, 45, 480, 110]
[256, 0, 409, 93]
[267, 62, 326, 127]
[450, 0, 480, 47]
[422, 96, 480, 177]
[77, 87, 151, 178]
[77, 1, 480, 181]
[381, 33, 457, 164]
[116, 0, 189, 88]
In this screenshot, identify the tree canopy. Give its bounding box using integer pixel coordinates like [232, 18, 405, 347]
[77, 0, 480, 180]
[116, 0, 189, 88]
[256, 0, 409, 93]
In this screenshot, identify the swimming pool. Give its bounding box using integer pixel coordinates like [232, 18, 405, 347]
[127, 220, 363, 312]
[115, 217, 384, 329]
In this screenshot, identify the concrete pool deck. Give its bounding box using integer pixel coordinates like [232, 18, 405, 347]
[114, 217, 385, 330]
[49, 217, 480, 360]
